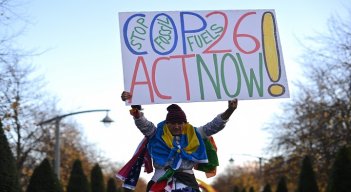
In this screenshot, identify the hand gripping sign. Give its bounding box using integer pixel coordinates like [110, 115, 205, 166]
[118, 10, 289, 105]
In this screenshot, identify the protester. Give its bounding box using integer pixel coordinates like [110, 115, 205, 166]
[117, 91, 238, 192]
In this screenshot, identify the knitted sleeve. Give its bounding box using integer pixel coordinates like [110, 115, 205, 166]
[197, 114, 228, 137]
[134, 113, 156, 137]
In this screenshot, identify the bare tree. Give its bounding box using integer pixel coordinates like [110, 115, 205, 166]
[265, 9, 351, 191]
[0, 1, 118, 190]
[0, 57, 60, 187]
[0, 55, 117, 190]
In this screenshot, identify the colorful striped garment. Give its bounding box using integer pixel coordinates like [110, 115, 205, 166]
[148, 121, 208, 170]
[116, 121, 219, 190]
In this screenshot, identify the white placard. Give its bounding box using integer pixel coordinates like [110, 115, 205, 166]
[119, 10, 289, 105]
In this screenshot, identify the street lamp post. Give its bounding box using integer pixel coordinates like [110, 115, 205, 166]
[37, 109, 113, 179]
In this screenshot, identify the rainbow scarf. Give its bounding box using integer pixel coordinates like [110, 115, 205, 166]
[148, 121, 208, 170]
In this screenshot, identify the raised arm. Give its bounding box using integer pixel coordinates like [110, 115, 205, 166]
[198, 99, 238, 137]
[121, 91, 156, 137]
[221, 99, 238, 120]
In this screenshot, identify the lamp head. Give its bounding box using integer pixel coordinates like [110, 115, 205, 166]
[101, 112, 114, 127]
[229, 157, 234, 164]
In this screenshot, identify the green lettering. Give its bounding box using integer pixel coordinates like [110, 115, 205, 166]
[221, 53, 241, 97]
[196, 54, 221, 100]
[236, 53, 264, 97]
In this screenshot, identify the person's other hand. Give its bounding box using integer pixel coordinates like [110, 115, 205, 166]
[129, 108, 140, 118]
[228, 99, 238, 110]
[130, 105, 142, 118]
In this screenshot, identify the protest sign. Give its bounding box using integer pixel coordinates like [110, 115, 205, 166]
[118, 10, 289, 105]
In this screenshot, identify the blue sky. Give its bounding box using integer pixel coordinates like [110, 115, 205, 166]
[15, 0, 349, 183]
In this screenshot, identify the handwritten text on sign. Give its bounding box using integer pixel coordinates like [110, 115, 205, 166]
[119, 10, 289, 105]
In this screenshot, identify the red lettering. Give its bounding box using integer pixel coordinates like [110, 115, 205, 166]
[129, 56, 155, 103]
[152, 57, 172, 99]
[233, 12, 260, 54]
[203, 11, 231, 54]
[170, 54, 195, 100]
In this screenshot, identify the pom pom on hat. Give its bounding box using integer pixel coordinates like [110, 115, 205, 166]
[166, 104, 187, 123]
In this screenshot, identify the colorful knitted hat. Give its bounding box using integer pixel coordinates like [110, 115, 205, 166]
[166, 104, 187, 123]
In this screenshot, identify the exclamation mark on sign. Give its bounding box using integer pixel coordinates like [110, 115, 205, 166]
[262, 11, 285, 97]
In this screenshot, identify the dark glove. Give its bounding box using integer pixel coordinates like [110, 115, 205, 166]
[131, 105, 142, 110]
